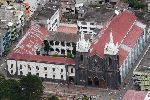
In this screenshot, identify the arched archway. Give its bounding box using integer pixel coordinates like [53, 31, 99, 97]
[88, 78, 92, 85]
[94, 77, 99, 86]
[69, 76, 74, 83]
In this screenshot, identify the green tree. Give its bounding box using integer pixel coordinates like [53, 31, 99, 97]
[0, 79, 22, 100]
[48, 95, 59, 100]
[44, 40, 51, 55]
[126, 0, 144, 9]
[20, 74, 43, 100]
[67, 52, 73, 58]
[82, 95, 89, 100]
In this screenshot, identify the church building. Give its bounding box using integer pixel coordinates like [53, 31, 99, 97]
[6, 10, 147, 90]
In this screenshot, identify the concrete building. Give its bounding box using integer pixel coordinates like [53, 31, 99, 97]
[133, 46, 150, 91]
[75, 0, 119, 5]
[77, 5, 115, 34]
[6, 24, 76, 83]
[0, 0, 14, 5]
[0, 5, 25, 56]
[32, 2, 60, 31]
[61, 0, 76, 14]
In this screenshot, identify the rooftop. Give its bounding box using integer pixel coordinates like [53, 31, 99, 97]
[90, 10, 145, 65]
[7, 23, 75, 65]
[7, 53, 75, 65]
[122, 90, 147, 100]
[79, 4, 115, 24]
[13, 24, 48, 55]
[57, 25, 78, 34]
[33, 2, 60, 20]
[47, 31, 91, 43]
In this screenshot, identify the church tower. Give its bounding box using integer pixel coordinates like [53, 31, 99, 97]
[75, 33, 91, 85]
[104, 30, 121, 89]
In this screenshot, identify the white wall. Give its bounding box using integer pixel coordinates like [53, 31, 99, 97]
[25, 0, 40, 16]
[47, 9, 60, 31]
[68, 66, 75, 77]
[7, 60, 68, 80]
[7, 60, 17, 75]
[77, 21, 102, 34]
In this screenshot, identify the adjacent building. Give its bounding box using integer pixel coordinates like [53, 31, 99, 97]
[77, 5, 115, 34]
[0, 5, 25, 56]
[133, 46, 150, 91]
[6, 24, 76, 83]
[32, 2, 60, 31]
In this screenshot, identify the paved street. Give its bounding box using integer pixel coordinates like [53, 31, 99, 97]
[43, 82, 122, 100]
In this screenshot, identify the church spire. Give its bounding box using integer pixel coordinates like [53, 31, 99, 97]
[104, 30, 119, 55]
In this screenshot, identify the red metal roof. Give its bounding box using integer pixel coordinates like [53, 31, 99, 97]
[119, 48, 128, 65]
[90, 10, 137, 57]
[90, 10, 144, 65]
[13, 24, 48, 55]
[123, 25, 143, 48]
[57, 26, 77, 34]
[7, 53, 75, 65]
[7, 24, 75, 65]
[123, 90, 147, 100]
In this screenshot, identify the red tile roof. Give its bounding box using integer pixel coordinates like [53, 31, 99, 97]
[119, 48, 128, 65]
[7, 53, 75, 65]
[90, 10, 144, 65]
[90, 10, 137, 57]
[123, 25, 143, 48]
[57, 26, 78, 34]
[13, 24, 48, 55]
[123, 90, 147, 100]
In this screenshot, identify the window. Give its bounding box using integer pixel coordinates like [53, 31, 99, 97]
[44, 67, 47, 70]
[61, 49, 65, 54]
[52, 68, 55, 72]
[56, 48, 60, 52]
[82, 27, 87, 29]
[11, 70, 13, 74]
[28, 65, 31, 70]
[90, 28, 95, 30]
[83, 31, 87, 33]
[80, 55, 83, 61]
[20, 71, 23, 75]
[71, 68, 74, 73]
[53, 75, 55, 79]
[90, 23, 94, 25]
[55, 41, 59, 45]
[61, 69, 63, 73]
[109, 57, 112, 66]
[36, 66, 39, 70]
[50, 41, 54, 45]
[36, 73, 39, 76]
[20, 65, 22, 69]
[61, 75, 63, 79]
[66, 43, 71, 46]
[45, 74, 47, 78]
[61, 41, 65, 46]
[11, 64, 13, 68]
